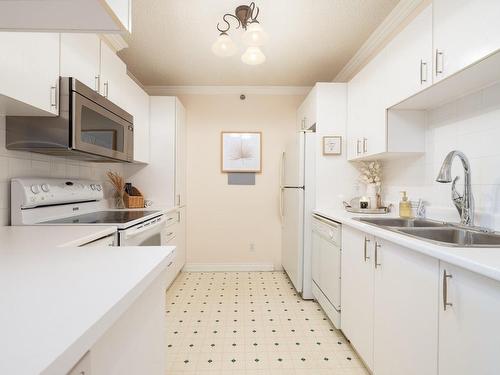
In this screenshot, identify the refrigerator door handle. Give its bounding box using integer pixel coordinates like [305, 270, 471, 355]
[279, 187, 285, 224]
[280, 151, 285, 188]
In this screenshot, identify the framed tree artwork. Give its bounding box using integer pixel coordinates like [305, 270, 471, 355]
[221, 132, 262, 173]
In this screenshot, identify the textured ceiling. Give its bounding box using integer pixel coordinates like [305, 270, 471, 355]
[119, 0, 399, 86]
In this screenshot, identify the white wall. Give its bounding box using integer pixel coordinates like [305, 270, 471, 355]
[179, 93, 303, 270]
[0, 115, 125, 226]
[382, 82, 500, 229]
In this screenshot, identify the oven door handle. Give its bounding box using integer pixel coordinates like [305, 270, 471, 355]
[124, 216, 166, 240]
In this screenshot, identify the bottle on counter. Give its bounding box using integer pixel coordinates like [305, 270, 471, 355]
[399, 191, 412, 218]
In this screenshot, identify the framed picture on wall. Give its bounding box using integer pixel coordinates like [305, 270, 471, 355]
[221, 132, 262, 173]
[323, 136, 342, 155]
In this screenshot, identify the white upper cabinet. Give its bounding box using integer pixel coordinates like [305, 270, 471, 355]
[99, 40, 128, 108]
[126, 79, 150, 164]
[0, 0, 131, 33]
[130, 96, 185, 207]
[297, 88, 317, 130]
[105, 0, 132, 32]
[60, 33, 101, 91]
[0, 32, 59, 116]
[373, 238, 439, 375]
[438, 262, 500, 375]
[175, 99, 187, 207]
[433, 0, 500, 82]
[347, 5, 432, 160]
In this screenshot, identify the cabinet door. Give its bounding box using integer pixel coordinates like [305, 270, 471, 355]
[105, 0, 132, 32]
[434, 0, 500, 82]
[99, 40, 128, 108]
[340, 226, 374, 371]
[60, 33, 100, 91]
[373, 238, 439, 375]
[175, 207, 187, 273]
[383, 4, 433, 106]
[439, 262, 500, 375]
[174, 99, 187, 207]
[0, 32, 59, 115]
[303, 88, 317, 130]
[126, 79, 150, 163]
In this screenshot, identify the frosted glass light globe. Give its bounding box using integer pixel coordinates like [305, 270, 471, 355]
[241, 46, 266, 65]
[242, 22, 268, 46]
[212, 34, 237, 57]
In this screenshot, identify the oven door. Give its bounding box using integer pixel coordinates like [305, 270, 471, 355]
[73, 92, 133, 162]
[119, 216, 166, 246]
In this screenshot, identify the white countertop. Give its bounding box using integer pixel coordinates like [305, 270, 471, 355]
[314, 208, 500, 283]
[0, 225, 117, 248]
[0, 244, 175, 375]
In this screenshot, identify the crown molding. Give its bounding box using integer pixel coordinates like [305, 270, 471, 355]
[334, 0, 429, 82]
[145, 85, 312, 96]
[100, 33, 129, 52]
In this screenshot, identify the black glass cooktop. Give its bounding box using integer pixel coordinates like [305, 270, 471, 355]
[42, 210, 161, 224]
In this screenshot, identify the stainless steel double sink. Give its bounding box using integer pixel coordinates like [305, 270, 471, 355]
[354, 217, 500, 247]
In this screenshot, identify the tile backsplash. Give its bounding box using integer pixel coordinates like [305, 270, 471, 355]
[382, 81, 500, 230]
[0, 115, 125, 226]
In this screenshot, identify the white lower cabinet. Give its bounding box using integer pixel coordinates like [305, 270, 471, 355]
[373, 238, 439, 375]
[341, 226, 439, 374]
[162, 207, 186, 288]
[438, 262, 500, 375]
[341, 226, 375, 370]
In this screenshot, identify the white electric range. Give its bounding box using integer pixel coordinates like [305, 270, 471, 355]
[11, 178, 166, 246]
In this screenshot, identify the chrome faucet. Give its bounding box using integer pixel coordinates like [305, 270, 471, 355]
[436, 150, 474, 226]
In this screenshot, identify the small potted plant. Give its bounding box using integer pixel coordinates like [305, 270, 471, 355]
[106, 171, 125, 209]
[357, 161, 382, 209]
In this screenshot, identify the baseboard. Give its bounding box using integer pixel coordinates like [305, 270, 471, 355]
[183, 263, 275, 272]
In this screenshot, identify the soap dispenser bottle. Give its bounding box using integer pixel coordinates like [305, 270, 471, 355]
[399, 191, 412, 218]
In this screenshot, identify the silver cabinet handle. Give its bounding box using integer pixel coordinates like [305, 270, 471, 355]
[356, 139, 361, 155]
[103, 81, 109, 98]
[50, 85, 57, 108]
[374, 241, 381, 268]
[435, 49, 444, 75]
[363, 138, 367, 154]
[364, 237, 371, 262]
[443, 270, 453, 310]
[94, 75, 100, 92]
[420, 60, 428, 83]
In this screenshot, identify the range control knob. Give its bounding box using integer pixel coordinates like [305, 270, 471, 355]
[30, 185, 40, 194]
[90, 184, 96, 190]
[96, 184, 102, 191]
[41, 184, 50, 192]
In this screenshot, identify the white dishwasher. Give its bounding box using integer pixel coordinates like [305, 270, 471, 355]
[311, 214, 341, 328]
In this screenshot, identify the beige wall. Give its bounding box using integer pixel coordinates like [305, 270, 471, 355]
[179, 93, 304, 270]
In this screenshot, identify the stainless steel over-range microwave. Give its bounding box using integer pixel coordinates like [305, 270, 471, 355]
[6, 77, 134, 162]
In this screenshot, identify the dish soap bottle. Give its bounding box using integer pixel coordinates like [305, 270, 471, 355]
[399, 191, 412, 218]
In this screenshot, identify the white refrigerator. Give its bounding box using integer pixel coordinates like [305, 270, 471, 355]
[280, 130, 316, 300]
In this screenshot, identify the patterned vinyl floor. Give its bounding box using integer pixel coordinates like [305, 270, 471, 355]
[166, 271, 369, 375]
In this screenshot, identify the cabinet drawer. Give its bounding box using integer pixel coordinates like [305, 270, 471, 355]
[164, 211, 179, 228]
[163, 227, 177, 244]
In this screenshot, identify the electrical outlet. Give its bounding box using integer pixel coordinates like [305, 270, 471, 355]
[249, 243, 255, 252]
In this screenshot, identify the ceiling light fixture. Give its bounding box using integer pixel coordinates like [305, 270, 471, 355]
[212, 2, 268, 65]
